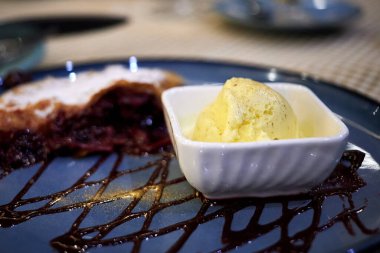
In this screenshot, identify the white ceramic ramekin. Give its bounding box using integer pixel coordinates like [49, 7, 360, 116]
[162, 83, 349, 199]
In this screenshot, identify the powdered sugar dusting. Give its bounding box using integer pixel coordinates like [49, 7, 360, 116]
[0, 65, 167, 118]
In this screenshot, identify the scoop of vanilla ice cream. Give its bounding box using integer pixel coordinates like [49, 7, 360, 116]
[192, 78, 298, 142]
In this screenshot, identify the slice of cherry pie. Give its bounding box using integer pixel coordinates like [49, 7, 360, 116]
[0, 65, 182, 170]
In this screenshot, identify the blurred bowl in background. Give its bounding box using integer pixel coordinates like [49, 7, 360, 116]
[0, 23, 44, 76]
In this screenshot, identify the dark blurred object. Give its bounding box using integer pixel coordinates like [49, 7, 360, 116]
[215, 0, 361, 31]
[0, 70, 32, 90]
[0, 15, 127, 37]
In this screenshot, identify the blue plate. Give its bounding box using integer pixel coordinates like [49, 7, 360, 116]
[215, 0, 361, 31]
[0, 59, 379, 252]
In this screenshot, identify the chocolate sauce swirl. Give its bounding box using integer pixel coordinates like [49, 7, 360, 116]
[0, 150, 378, 252]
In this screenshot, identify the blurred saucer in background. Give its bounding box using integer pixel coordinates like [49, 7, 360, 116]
[214, 0, 361, 31]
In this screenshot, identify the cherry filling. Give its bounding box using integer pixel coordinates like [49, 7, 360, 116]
[0, 130, 47, 170]
[0, 87, 171, 170]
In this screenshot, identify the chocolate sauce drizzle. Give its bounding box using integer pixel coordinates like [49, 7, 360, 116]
[0, 150, 378, 252]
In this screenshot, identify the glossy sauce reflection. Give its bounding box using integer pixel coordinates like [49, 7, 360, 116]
[0, 150, 378, 252]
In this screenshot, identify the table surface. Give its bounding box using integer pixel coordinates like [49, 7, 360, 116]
[1, 0, 379, 103]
